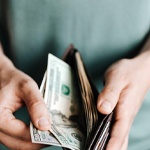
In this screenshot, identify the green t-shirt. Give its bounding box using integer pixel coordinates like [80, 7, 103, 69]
[0, 0, 150, 149]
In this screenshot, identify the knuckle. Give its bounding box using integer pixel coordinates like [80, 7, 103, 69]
[119, 58, 130, 65]
[28, 98, 43, 110]
[106, 94, 116, 106]
[18, 78, 39, 99]
[0, 110, 9, 130]
[18, 77, 37, 91]
[108, 68, 124, 78]
[101, 86, 118, 105]
[106, 86, 117, 98]
[116, 104, 132, 122]
[106, 59, 130, 76]
[18, 78, 31, 89]
[106, 67, 127, 84]
[118, 137, 126, 148]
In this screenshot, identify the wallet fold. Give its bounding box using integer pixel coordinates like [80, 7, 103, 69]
[62, 45, 113, 150]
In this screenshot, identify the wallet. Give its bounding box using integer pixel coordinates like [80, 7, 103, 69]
[61, 45, 113, 150]
[30, 45, 113, 150]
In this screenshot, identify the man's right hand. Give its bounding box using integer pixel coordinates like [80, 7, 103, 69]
[0, 43, 50, 150]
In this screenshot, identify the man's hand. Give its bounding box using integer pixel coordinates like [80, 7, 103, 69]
[97, 50, 150, 150]
[0, 44, 50, 149]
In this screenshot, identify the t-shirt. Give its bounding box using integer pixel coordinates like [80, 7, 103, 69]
[0, 0, 150, 150]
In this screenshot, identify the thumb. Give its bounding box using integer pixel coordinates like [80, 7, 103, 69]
[19, 79, 50, 130]
[97, 74, 125, 114]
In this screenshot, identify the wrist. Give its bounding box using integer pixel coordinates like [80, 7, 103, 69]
[133, 50, 150, 85]
[135, 50, 150, 66]
[0, 53, 15, 72]
[0, 43, 15, 71]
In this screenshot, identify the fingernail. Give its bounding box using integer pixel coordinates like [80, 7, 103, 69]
[38, 117, 50, 128]
[100, 101, 111, 112]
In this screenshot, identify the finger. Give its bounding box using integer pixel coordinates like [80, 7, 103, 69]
[121, 135, 128, 150]
[106, 117, 130, 150]
[106, 88, 135, 150]
[19, 78, 50, 130]
[0, 93, 30, 140]
[97, 72, 126, 114]
[0, 131, 45, 150]
[0, 109, 30, 141]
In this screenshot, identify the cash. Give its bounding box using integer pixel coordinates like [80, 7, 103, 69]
[75, 53, 98, 136]
[30, 51, 112, 150]
[30, 54, 85, 150]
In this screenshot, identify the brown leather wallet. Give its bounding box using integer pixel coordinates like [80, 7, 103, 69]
[62, 45, 113, 150]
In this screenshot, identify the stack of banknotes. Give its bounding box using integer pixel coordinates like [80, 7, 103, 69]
[30, 53, 88, 150]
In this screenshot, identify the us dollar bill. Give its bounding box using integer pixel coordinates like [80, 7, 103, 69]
[30, 54, 85, 150]
[30, 123, 61, 147]
[45, 54, 85, 150]
[30, 70, 62, 147]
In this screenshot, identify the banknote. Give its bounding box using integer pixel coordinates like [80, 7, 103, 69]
[30, 123, 61, 147]
[44, 54, 85, 150]
[30, 50, 113, 150]
[31, 54, 85, 150]
[75, 52, 98, 136]
[30, 70, 61, 147]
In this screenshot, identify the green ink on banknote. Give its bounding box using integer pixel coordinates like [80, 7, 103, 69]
[62, 84, 70, 95]
[71, 133, 82, 142]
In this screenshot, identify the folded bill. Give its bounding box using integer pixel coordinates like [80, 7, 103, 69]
[30, 54, 85, 150]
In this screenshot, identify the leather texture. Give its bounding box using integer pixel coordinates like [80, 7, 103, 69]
[62, 46, 113, 150]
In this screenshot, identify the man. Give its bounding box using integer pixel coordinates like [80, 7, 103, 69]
[0, 0, 150, 149]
